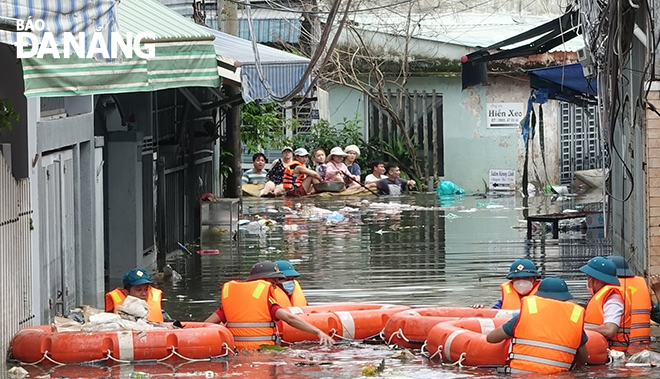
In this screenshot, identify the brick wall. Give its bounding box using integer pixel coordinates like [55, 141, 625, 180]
[647, 89, 660, 275]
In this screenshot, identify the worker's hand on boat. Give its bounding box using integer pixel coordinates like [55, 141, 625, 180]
[317, 331, 335, 346]
[469, 304, 484, 309]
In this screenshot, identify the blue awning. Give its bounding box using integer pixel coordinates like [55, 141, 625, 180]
[205, 27, 311, 103]
[527, 63, 597, 105]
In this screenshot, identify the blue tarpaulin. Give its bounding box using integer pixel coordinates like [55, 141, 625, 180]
[527, 63, 597, 105]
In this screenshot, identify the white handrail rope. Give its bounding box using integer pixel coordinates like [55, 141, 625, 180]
[420, 341, 428, 357]
[449, 352, 467, 367]
[19, 350, 66, 366]
[386, 328, 409, 348]
[329, 328, 353, 341]
[106, 350, 133, 364]
[426, 344, 443, 361]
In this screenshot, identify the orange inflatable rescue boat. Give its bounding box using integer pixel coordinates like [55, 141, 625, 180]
[10, 322, 235, 364]
[425, 318, 609, 367]
[278, 303, 410, 343]
[382, 307, 517, 348]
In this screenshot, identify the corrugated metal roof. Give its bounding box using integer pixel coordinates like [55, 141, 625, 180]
[120, 0, 214, 40]
[346, 12, 584, 52]
[237, 8, 302, 44]
[205, 27, 310, 103]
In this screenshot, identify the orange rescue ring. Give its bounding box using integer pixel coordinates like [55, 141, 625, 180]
[278, 303, 410, 343]
[383, 307, 517, 348]
[425, 318, 609, 367]
[10, 322, 235, 364]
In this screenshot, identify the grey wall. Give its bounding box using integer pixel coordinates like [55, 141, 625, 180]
[0, 45, 28, 179]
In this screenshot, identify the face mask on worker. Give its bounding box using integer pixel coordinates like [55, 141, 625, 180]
[282, 280, 296, 295]
[586, 278, 595, 295]
[513, 279, 534, 295]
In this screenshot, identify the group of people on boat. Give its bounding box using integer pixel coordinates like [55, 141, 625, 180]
[240, 145, 416, 197]
[104, 253, 658, 374]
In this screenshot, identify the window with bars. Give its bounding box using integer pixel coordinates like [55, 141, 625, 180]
[368, 89, 444, 179]
[558, 102, 602, 184]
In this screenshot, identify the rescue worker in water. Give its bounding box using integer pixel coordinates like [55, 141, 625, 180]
[580, 256, 632, 351]
[471, 258, 541, 310]
[273, 260, 307, 307]
[607, 255, 652, 345]
[105, 268, 165, 322]
[486, 277, 589, 374]
[204, 261, 333, 349]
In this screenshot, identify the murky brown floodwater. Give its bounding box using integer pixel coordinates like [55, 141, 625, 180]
[13, 193, 660, 378]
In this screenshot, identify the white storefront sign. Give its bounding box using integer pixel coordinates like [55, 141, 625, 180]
[487, 103, 525, 128]
[489, 169, 516, 191]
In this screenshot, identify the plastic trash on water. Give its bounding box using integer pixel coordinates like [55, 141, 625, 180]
[436, 181, 466, 196]
[326, 211, 346, 224]
[117, 296, 149, 319]
[627, 350, 660, 366]
[129, 372, 150, 378]
[7, 367, 28, 379]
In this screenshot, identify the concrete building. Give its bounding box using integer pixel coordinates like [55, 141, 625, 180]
[326, 12, 590, 191]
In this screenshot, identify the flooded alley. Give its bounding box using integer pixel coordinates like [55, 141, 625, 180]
[16, 193, 660, 379]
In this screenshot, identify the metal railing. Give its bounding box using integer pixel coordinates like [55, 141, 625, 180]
[0, 151, 33, 353]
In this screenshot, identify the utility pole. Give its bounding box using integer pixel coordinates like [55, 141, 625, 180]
[221, 0, 242, 198]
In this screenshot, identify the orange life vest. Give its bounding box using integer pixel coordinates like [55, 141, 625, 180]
[500, 280, 540, 310]
[221, 280, 278, 350]
[585, 285, 632, 351]
[282, 161, 305, 190]
[273, 280, 308, 307]
[508, 296, 584, 374]
[509, 296, 584, 374]
[619, 276, 651, 344]
[104, 287, 164, 322]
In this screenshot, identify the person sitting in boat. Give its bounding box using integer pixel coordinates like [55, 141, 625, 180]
[259, 147, 293, 197]
[607, 255, 651, 344]
[204, 261, 333, 350]
[311, 148, 327, 181]
[283, 148, 322, 197]
[375, 163, 416, 196]
[273, 260, 307, 307]
[471, 258, 540, 310]
[365, 160, 385, 185]
[105, 268, 165, 322]
[242, 152, 268, 185]
[325, 147, 359, 189]
[486, 277, 589, 374]
[343, 145, 361, 177]
[580, 256, 632, 351]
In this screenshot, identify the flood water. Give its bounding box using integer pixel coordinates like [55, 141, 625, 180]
[15, 193, 660, 378]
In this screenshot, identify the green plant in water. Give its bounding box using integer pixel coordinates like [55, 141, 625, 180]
[283, 115, 363, 157]
[362, 137, 422, 188]
[241, 102, 291, 153]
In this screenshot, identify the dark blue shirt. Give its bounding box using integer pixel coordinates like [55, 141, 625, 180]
[347, 163, 360, 176]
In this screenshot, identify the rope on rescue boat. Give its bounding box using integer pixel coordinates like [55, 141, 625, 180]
[19, 350, 66, 366]
[448, 352, 467, 367]
[386, 328, 410, 348]
[108, 343, 234, 365]
[426, 344, 443, 361]
[329, 328, 354, 341]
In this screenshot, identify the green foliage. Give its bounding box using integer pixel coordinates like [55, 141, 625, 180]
[284, 116, 363, 157]
[361, 136, 422, 188]
[241, 102, 292, 153]
[0, 99, 19, 134]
